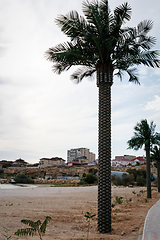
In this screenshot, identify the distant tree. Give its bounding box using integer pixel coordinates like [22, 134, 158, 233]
[127, 119, 160, 198]
[79, 173, 98, 184]
[14, 173, 34, 184]
[151, 145, 160, 192]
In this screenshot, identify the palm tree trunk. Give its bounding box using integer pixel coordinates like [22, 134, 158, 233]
[98, 84, 112, 233]
[146, 145, 151, 198]
[157, 161, 160, 192]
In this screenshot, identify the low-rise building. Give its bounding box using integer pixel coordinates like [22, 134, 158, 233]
[112, 156, 146, 167]
[130, 156, 146, 165]
[115, 155, 136, 160]
[111, 157, 130, 167]
[39, 157, 66, 168]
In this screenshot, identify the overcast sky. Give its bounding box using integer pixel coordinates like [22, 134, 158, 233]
[0, 0, 160, 163]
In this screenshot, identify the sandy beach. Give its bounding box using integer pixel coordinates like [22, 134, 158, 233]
[0, 184, 159, 240]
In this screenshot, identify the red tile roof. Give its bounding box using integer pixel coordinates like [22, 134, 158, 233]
[130, 156, 146, 162]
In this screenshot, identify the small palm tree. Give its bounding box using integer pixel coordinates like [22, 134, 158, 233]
[151, 145, 160, 192]
[15, 216, 52, 240]
[45, 0, 160, 233]
[127, 119, 160, 198]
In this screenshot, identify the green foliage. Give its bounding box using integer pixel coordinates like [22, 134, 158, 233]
[111, 173, 134, 186]
[151, 146, 160, 162]
[88, 168, 98, 175]
[127, 119, 160, 151]
[137, 175, 146, 186]
[125, 197, 132, 203]
[15, 216, 51, 240]
[111, 175, 122, 186]
[137, 193, 141, 197]
[14, 173, 34, 184]
[79, 173, 98, 185]
[3, 227, 12, 240]
[82, 173, 86, 178]
[139, 189, 146, 194]
[114, 196, 123, 204]
[115, 208, 121, 212]
[84, 211, 96, 240]
[0, 168, 4, 176]
[127, 168, 146, 182]
[45, 1, 160, 83]
[154, 177, 158, 187]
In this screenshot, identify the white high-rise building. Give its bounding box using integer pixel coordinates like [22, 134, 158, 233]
[67, 147, 95, 164]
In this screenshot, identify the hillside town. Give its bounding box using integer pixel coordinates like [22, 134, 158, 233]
[0, 147, 157, 184]
[0, 147, 147, 169]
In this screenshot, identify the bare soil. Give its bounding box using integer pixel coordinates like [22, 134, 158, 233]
[0, 185, 159, 240]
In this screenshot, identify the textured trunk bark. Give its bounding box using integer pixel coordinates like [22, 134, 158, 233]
[157, 161, 160, 192]
[97, 84, 112, 233]
[146, 145, 151, 198]
[97, 63, 113, 233]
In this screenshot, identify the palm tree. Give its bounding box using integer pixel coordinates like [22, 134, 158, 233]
[127, 119, 160, 198]
[151, 145, 160, 192]
[15, 216, 52, 240]
[45, 0, 160, 233]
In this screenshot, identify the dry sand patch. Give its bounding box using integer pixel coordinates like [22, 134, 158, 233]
[0, 185, 159, 240]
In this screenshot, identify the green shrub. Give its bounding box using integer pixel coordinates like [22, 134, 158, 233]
[111, 175, 122, 186]
[127, 168, 146, 182]
[111, 173, 134, 186]
[85, 173, 98, 184]
[114, 196, 123, 204]
[154, 177, 158, 187]
[14, 173, 34, 184]
[0, 168, 4, 177]
[79, 173, 98, 185]
[137, 175, 146, 186]
[82, 173, 86, 178]
[121, 173, 134, 186]
[88, 168, 98, 175]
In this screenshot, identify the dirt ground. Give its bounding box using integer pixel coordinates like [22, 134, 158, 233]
[0, 185, 159, 240]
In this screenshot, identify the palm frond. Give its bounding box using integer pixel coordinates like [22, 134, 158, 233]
[137, 20, 153, 35]
[40, 216, 52, 234]
[114, 2, 132, 27]
[127, 136, 144, 150]
[15, 228, 36, 237]
[138, 35, 156, 50]
[70, 66, 96, 83]
[126, 68, 140, 84]
[45, 41, 96, 74]
[151, 146, 160, 161]
[55, 11, 88, 40]
[82, 0, 100, 25]
[114, 69, 123, 81]
[21, 219, 41, 229]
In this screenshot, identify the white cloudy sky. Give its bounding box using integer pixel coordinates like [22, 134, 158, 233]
[0, 0, 160, 163]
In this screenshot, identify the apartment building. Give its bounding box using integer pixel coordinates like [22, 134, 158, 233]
[39, 157, 65, 168]
[67, 147, 95, 164]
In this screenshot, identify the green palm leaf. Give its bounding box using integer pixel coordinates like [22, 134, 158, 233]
[71, 66, 96, 83]
[40, 216, 52, 233]
[15, 227, 37, 237]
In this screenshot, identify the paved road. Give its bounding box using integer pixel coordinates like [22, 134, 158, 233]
[142, 199, 160, 240]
